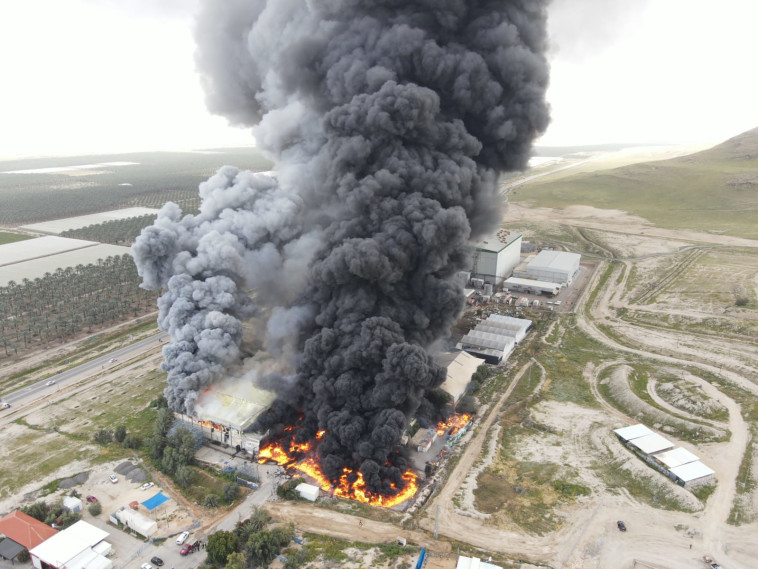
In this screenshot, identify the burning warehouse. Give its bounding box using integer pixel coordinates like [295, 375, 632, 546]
[174, 375, 276, 454]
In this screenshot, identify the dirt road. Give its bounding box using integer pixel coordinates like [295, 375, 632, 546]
[263, 501, 451, 553]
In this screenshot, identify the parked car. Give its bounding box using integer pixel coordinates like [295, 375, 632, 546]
[150, 557, 163, 567]
[181, 541, 200, 555]
[86, 495, 98, 503]
[109, 474, 118, 483]
[617, 520, 627, 532]
[46, 380, 56, 386]
[176, 531, 190, 545]
[141, 564, 152, 569]
[141, 482, 154, 491]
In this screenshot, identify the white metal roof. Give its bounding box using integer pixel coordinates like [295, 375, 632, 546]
[504, 276, 561, 290]
[456, 556, 503, 569]
[114, 508, 157, 537]
[30, 521, 109, 567]
[439, 351, 485, 403]
[655, 447, 699, 469]
[486, 314, 533, 332]
[527, 250, 581, 272]
[670, 461, 715, 482]
[628, 433, 674, 455]
[194, 373, 277, 432]
[614, 424, 654, 441]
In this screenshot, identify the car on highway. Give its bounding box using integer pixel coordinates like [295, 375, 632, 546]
[86, 495, 98, 503]
[1, 402, 10, 409]
[141, 482, 154, 491]
[150, 557, 163, 566]
[617, 520, 627, 532]
[176, 531, 190, 545]
[109, 358, 117, 363]
[46, 380, 56, 386]
[109, 474, 118, 483]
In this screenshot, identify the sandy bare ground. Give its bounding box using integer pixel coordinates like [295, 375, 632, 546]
[505, 203, 758, 250]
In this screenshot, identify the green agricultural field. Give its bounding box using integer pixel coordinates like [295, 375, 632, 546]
[0, 231, 33, 245]
[515, 128, 758, 239]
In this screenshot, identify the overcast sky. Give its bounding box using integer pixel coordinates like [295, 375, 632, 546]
[1, 0, 757, 158]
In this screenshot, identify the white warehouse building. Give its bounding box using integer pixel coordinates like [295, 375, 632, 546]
[470, 231, 522, 286]
[516, 250, 581, 284]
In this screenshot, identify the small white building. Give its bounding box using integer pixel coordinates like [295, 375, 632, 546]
[669, 461, 716, 487]
[112, 507, 157, 538]
[627, 433, 674, 455]
[515, 250, 581, 284]
[295, 483, 320, 502]
[504, 277, 560, 296]
[63, 496, 83, 513]
[613, 424, 654, 442]
[470, 231, 522, 286]
[654, 447, 699, 469]
[30, 521, 112, 569]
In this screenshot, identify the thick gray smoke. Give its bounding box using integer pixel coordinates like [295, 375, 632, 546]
[134, 0, 549, 493]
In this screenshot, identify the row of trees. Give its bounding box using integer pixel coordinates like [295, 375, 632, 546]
[93, 424, 142, 450]
[61, 214, 158, 246]
[207, 509, 294, 569]
[0, 254, 158, 357]
[147, 403, 240, 505]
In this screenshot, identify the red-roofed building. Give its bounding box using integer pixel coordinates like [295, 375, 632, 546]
[0, 510, 58, 550]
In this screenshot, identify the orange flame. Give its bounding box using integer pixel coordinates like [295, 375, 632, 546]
[258, 430, 418, 508]
[436, 413, 472, 437]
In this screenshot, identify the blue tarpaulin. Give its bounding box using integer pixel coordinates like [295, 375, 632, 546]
[141, 492, 170, 511]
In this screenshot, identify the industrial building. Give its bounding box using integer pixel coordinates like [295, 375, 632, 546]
[437, 350, 485, 404]
[458, 314, 532, 364]
[470, 231, 522, 286]
[503, 277, 560, 297]
[175, 375, 276, 453]
[614, 424, 715, 488]
[30, 521, 112, 569]
[514, 250, 581, 284]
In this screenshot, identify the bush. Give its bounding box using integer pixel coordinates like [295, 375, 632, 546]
[88, 502, 102, 516]
[207, 530, 238, 565]
[204, 494, 220, 508]
[175, 465, 194, 488]
[276, 478, 305, 501]
[114, 425, 127, 443]
[123, 434, 143, 449]
[223, 482, 239, 504]
[93, 429, 113, 445]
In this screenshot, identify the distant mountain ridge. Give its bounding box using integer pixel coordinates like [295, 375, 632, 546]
[518, 127, 758, 239]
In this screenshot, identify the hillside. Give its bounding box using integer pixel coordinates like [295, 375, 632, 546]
[516, 127, 758, 239]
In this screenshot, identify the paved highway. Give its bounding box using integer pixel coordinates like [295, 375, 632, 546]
[0, 331, 168, 410]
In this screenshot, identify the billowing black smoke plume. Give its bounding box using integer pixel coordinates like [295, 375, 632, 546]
[133, 0, 549, 493]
